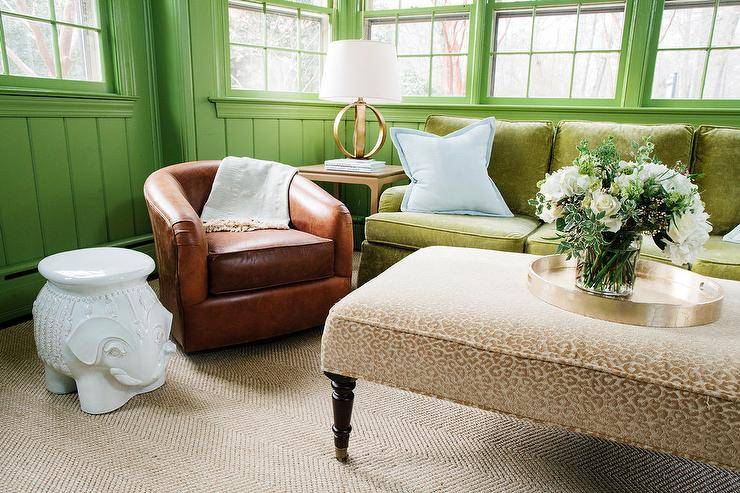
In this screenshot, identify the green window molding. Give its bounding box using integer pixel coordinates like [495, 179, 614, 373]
[362, 0, 476, 102]
[643, 0, 740, 107]
[0, 0, 114, 93]
[226, 0, 335, 99]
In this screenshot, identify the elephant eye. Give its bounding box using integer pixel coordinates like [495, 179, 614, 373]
[103, 341, 127, 358]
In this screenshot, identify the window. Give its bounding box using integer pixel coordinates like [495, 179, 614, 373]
[489, 2, 626, 100]
[651, 0, 740, 100]
[228, 0, 331, 93]
[365, 0, 472, 98]
[0, 0, 103, 82]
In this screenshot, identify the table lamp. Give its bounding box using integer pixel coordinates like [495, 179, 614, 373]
[319, 40, 401, 160]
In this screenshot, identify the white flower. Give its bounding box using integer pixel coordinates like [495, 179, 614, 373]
[589, 190, 622, 232]
[560, 166, 597, 197]
[662, 170, 696, 196]
[540, 172, 566, 202]
[663, 210, 712, 265]
[537, 202, 563, 223]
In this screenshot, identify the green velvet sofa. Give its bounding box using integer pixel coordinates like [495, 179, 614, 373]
[357, 116, 740, 285]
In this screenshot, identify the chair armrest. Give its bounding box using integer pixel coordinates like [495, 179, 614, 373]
[144, 170, 208, 307]
[379, 185, 407, 213]
[289, 175, 353, 278]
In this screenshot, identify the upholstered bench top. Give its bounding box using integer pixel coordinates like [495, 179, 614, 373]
[321, 246, 740, 468]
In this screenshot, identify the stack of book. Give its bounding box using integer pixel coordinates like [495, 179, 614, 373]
[324, 158, 386, 173]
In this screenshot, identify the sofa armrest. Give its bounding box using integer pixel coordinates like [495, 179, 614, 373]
[379, 185, 407, 213]
[289, 175, 353, 278]
[144, 170, 208, 308]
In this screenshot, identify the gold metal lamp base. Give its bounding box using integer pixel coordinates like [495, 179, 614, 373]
[332, 98, 387, 159]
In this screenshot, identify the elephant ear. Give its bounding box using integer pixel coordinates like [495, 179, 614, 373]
[67, 317, 132, 366]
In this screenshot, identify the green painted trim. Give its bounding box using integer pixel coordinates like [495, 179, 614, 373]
[211, 96, 740, 122]
[0, 92, 137, 117]
[211, 96, 345, 118]
[0, 233, 153, 278]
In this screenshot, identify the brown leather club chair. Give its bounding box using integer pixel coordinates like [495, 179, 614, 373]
[144, 161, 353, 352]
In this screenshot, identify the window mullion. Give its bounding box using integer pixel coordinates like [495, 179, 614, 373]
[698, 0, 720, 99]
[0, 12, 9, 75]
[263, 2, 269, 91]
[567, 3, 581, 98]
[525, 6, 536, 97]
[427, 11, 435, 96]
[47, 0, 62, 79]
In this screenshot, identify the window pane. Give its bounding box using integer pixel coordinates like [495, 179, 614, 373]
[300, 53, 321, 92]
[712, 4, 740, 47]
[229, 5, 264, 45]
[266, 9, 297, 49]
[399, 56, 429, 96]
[432, 16, 468, 54]
[368, 21, 395, 45]
[436, 0, 471, 5]
[368, 0, 399, 9]
[652, 49, 705, 98]
[292, 0, 326, 6]
[431, 55, 466, 96]
[267, 49, 298, 91]
[54, 0, 98, 28]
[58, 25, 101, 81]
[3, 16, 56, 78]
[397, 18, 431, 55]
[529, 53, 572, 97]
[576, 5, 624, 50]
[491, 53, 528, 97]
[0, 0, 50, 19]
[532, 8, 577, 52]
[494, 12, 532, 52]
[703, 49, 740, 99]
[571, 52, 618, 98]
[300, 15, 324, 52]
[658, 3, 713, 49]
[230, 45, 264, 89]
[400, 0, 433, 8]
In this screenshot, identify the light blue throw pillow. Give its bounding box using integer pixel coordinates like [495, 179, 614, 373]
[390, 118, 513, 217]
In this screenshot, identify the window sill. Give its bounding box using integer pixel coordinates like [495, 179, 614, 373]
[211, 95, 740, 121]
[0, 89, 138, 118]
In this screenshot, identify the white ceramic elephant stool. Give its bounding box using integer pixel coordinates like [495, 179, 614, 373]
[33, 247, 176, 414]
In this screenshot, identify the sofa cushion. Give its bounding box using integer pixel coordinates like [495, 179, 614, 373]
[365, 212, 539, 252]
[692, 126, 740, 235]
[206, 229, 334, 294]
[525, 223, 673, 265]
[424, 115, 553, 217]
[691, 236, 740, 281]
[551, 121, 694, 172]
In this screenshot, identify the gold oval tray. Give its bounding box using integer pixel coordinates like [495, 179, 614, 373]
[527, 255, 723, 327]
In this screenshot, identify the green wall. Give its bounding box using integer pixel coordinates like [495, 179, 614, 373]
[0, 0, 160, 322]
[0, 0, 739, 323]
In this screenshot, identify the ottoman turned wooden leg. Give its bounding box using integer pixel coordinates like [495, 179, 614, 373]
[324, 372, 357, 462]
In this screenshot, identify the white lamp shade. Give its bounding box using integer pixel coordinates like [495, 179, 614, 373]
[320, 40, 401, 104]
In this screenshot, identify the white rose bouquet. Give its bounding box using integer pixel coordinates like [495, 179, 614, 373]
[529, 137, 711, 297]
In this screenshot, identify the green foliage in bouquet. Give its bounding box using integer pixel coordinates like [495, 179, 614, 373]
[529, 136, 711, 295]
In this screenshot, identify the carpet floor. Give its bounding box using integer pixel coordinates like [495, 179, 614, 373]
[1, 253, 738, 492]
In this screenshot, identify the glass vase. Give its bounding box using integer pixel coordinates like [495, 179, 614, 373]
[575, 234, 642, 298]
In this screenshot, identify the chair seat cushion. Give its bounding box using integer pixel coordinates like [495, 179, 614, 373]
[692, 235, 740, 281]
[365, 212, 540, 252]
[525, 223, 673, 265]
[207, 229, 334, 294]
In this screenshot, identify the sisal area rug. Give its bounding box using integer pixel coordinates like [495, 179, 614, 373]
[1, 316, 739, 493]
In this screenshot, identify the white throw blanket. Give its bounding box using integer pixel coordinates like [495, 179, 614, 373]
[200, 156, 298, 232]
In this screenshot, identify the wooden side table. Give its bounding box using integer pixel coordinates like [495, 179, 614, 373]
[297, 165, 407, 215]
